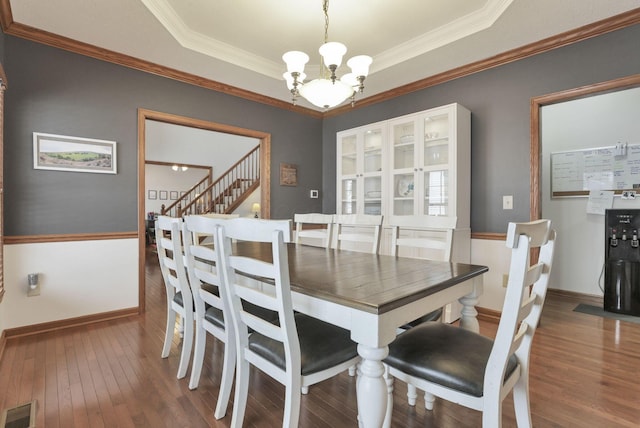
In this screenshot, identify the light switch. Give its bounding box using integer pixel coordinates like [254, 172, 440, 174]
[503, 195, 513, 210]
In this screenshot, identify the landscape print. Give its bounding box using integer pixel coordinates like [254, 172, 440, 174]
[33, 132, 117, 174]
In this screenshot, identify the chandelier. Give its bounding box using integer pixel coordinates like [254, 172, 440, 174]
[282, 0, 372, 109]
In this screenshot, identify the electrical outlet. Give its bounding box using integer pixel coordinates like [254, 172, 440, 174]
[27, 273, 40, 297]
[503, 195, 513, 210]
[502, 274, 509, 287]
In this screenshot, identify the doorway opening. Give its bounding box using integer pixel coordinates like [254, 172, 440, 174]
[137, 109, 271, 312]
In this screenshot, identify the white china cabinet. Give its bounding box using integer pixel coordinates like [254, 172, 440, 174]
[337, 103, 471, 322]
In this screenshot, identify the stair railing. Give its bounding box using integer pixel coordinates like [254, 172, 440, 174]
[176, 145, 260, 217]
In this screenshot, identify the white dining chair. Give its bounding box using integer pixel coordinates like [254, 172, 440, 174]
[334, 214, 383, 254]
[390, 214, 458, 327]
[216, 218, 361, 428]
[156, 215, 194, 379]
[294, 213, 334, 248]
[384, 219, 556, 427]
[193, 213, 239, 245]
[181, 214, 234, 419]
[389, 215, 458, 406]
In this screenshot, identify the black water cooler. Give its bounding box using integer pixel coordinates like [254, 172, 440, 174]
[604, 209, 640, 316]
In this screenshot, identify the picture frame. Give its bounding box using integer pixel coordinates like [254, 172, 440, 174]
[170, 191, 179, 200]
[33, 132, 117, 174]
[280, 163, 298, 186]
[159, 190, 168, 200]
[148, 190, 157, 200]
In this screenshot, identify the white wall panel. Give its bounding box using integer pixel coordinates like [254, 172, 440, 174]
[3, 239, 138, 329]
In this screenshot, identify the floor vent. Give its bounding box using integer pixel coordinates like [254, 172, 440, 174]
[0, 401, 36, 428]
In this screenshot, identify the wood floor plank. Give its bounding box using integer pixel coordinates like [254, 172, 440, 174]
[1, 247, 640, 427]
[43, 333, 60, 428]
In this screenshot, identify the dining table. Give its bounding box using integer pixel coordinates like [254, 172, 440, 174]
[235, 241, 488, 428]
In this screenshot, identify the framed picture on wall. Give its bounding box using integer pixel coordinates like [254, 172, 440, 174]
[170, 191, 179, 200]
[159, 190, 168, 200]
[33, 132, 117, 174]
[280, 163, 298, 186]
[148, 190, 157, 200]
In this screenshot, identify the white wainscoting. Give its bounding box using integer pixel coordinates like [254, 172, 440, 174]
[471, 237, 512, 312]
[2, 238, 138, 329]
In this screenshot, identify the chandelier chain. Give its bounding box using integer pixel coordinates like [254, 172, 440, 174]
[323, 0, 330, 44]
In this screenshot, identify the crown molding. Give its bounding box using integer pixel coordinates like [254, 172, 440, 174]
[326, 7, 640, 118]
[0, 1, 638, 119]
[373, 0, 513, 72]
[0, 0, 321, 118]
[140, 0, 284, 79]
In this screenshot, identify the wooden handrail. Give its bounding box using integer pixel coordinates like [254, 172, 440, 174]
[161, 173, 211, 216]
[174, 145, 260, 217]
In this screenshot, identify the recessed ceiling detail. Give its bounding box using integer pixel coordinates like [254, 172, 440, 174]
[140, 0, 514, 80]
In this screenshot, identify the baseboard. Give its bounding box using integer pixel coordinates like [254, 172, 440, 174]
[477, 306, 501, 324]
[3, 307, 140, 339]
[0, 330, 6, 362]
[547, 288, 603, 306]
[476, 289, 603, 325]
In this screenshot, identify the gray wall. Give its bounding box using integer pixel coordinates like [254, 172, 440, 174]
[3, 23, 640, 236]
[322, 24, 640, 233]
[3, 36, 323, 236]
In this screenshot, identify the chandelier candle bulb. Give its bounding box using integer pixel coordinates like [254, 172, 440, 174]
[282, 51, 309, 74]
[319, 42, 347, 70]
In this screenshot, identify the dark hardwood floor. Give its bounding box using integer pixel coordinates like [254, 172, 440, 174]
[1, 249, 640, 427]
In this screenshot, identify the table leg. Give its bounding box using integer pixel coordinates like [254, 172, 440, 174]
[356, 344, 388, 428]
[458, 277, 482, 333]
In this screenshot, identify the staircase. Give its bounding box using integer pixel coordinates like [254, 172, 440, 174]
[161, 145, 260, 217]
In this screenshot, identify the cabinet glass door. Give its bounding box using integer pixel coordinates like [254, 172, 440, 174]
[341, 178, 357, 214]
[393, 122, 415, 170]
[424, 113, 449, 167]
[423, 113, 450, 216]
[363, 130, 382, 173]
[393, 172, 414, 215]
[340, 135, 358, 176]
[363, 129, 383, 215]
[424, 170, 448, 215]
[392, 121, 417, 215]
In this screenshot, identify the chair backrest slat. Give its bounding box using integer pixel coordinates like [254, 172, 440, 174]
[389, 215, 457, 261]
[334, 214, 383, 254]
[294, 213, 335, 248]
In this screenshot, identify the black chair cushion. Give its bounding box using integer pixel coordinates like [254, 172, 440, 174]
[173, 291, 185, 307]
[248, 313, 358, 376]
[204, 306, 225, 329]
[385, 322, 518, 397]
[174, 284, 218, 308]
[399, 308, 443, 330]
[201, 300, 279, 331]
[243, 301, 280, 325]
[201, 283, 219, 296]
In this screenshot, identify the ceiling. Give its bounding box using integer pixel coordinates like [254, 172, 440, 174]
[7, 0, 640, 111]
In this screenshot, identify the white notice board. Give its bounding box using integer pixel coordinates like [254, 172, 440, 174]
[551, 143, 640, 197]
